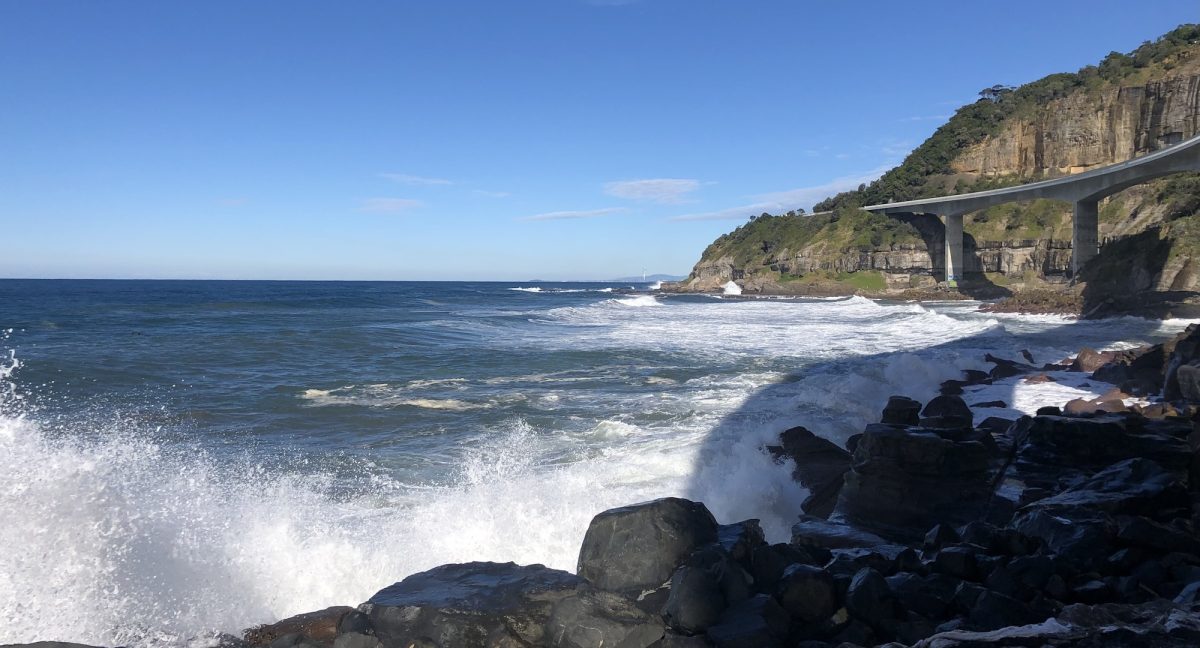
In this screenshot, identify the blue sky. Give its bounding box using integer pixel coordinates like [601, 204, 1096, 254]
[1, 1, 1195, 280]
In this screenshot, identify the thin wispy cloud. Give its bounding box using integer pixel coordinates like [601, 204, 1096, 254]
[519, 207, 626, 222]
[359, 197, 424, 213]
[604, 178, 700, 204]
[669, 168, 888, 222]
[380, 173, 454, 186]
[473, 189, 511, 198]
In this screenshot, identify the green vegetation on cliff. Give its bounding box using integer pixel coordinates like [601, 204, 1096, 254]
[813, 24, 1200, 212]
[680, 23, 1200, 304]
[701, 208, 924, 268]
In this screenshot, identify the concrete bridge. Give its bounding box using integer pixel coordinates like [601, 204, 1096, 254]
[863, 133, 1200, 282]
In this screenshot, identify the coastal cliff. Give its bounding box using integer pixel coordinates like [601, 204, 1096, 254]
[670, 25, 1200, 312]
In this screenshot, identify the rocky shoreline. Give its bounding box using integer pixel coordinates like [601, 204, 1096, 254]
[10, 328, 1200, 648]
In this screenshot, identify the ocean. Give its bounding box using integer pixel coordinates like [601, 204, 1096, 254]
[0, 279, 1192, 646]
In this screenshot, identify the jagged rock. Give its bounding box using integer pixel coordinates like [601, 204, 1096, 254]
[934, 547, 979, 582]
[986, 354, 1036, 380]
[751, 542, 819, 591]
[362, 561, 583, 648]
[791, 516, 888, 551]
[1174, 363, 1200, 402]
[244, 607, 352, 648]
[1073, 348, 1119, 373]
[767, 426, 851, 518]
[836, 425, 995, 541]
[1115, 515, 1200, 555]
[881, 396, 922, 426]
[920, 395, 974, 430]
[684, 544, 752, 606]
[968, 589, 1043, 631]
[547, 588, 663, 648]
[826, 545, 918, 579]
[845, 568, 899, 628]
[577, 498, 718, 595]
[651, 632, 710, 647]
[717, 519, 765, 567]
[1021, 458, 1187, 517]
[964, 369, 992, 385]
[1164, 324, 1200, 401]
[924, 524, 961, 552]
[704, 594, 789, 648]
[972, 400, 1008, 408]
[332, 635, 381, 648]
[1011, 508, 1116, 571]
[887, 572, 959, 620]
[661, 565, 725, 634]
[775, 564, 838, 623]
[336, 611, 373, 636]
[1013, 416, 1192, 493]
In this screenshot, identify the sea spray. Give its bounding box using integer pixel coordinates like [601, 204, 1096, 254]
[2, 283, 1196, 647]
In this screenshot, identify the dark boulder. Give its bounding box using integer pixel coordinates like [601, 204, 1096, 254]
[716, 519, 765, 567]
[330, 634, 381, 648]
[775, 564, 837, 623]
[1073, 347, 1119, 373]
[1010, 508, 1116, 572]
[1115, 515, 1200, 555]
[835, 425, 995, 542]
[547, 587, 663, 648]
[704, 595, 789, 648]
[967, 589, 1044, 631]
[244, 607, 352, 648]
[985, 353, 1036, 380]
[881, 396, 922, 426]
[362, 561, 583, 648]
[661, 565, 725, 634]
[1012, 415, 1192, 495]
[933, 547, 979, 582]
[1174, 363, 1200, 402]
[751, 542, 819, 592]
[767, 427, 851, 519]
[845, 568, 899, 628]
[791, 516, 888, 551]
[1021, 458, 1188, 518]
[920, 395, 974, 430]
[923, 524, 961, 552]
[577, 498, 717, 595]
[886, 572, 958, 620]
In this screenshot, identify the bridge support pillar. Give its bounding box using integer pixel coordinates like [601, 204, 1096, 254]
[943, 214, 963, 284]
[1072, 199, 1099, 276]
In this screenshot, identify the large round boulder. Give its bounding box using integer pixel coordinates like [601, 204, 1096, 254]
[362, 561, 583, 648]
[576, 498, 718, 594]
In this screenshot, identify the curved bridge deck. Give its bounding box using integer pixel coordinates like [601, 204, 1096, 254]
[861, 133, 1200, 280]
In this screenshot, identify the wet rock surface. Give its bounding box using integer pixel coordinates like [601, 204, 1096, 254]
[170, 340, 1200, 648]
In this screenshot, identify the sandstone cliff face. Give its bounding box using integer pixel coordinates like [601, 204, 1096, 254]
[678, 37, 1200, 299]
[952, 72, 1200, 178]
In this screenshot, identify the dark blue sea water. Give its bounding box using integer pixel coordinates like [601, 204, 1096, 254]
[0, 279, 1192, 646]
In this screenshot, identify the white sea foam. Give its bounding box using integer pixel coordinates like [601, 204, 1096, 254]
[509, 286, 542, 293]
[2, 298, 1189, 647]
[300, 385, 486, 410]
[615, 295, 661, 307]
[722, 281, 742, 295]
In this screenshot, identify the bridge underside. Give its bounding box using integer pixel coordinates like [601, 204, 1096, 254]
[864, 134, 1200, 282]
